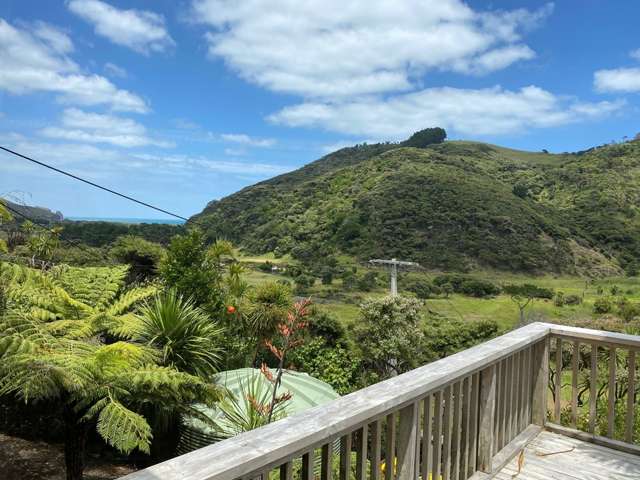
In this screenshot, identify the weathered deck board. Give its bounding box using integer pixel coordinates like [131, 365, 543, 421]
[493, 430, 640, 480]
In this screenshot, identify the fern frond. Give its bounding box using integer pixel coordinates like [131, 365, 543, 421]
[107, 285, 156, 316]
[97, 399, 152, 454]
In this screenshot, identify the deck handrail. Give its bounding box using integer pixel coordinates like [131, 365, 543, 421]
[121, 323, 640, 480]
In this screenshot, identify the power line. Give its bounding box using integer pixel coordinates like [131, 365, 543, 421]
[0, 146, 188, 221]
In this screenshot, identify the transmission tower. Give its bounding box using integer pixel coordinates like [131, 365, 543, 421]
[369, 258, 420, 295]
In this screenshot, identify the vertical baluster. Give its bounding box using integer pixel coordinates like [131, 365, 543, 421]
[302, 451, 314, 480]
[589, 344, 598, 434]
[521, 348, 529, 430]
[532, 337, 549, 426]
[493, 361, 502, 453]
[356, 425, 368, 480]
[371, 420, 382, 480]
[555, 338, 563, 423]
[524, 346, 532, 425]
[421, 395, 432, 480]
[499, 358, 508, 448]
[460, 377, 470, 479]
[280, 461, 293, 480]
[571, 341, 579, 429]
[517, 351, 525, 432]
[468, 374, 479, 478]
[433, 390, 443, 480]
[452, 381, 462, 480]
[321, 444, 333, 480]
[478, 365, 496, 474]
[385, 413, 395, 480]
[607, 347, 616, 438]
[397, 402, 418, 480]
[257, 469, 271, 480]
[504, 357, 513, 442]
[510, 352, 518, 440]
[340, 433, 352, 480]
[626, 350, 636, 444]
[442, 385, 453, 480]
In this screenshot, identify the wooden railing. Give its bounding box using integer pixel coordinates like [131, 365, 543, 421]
[545, 325, 640, 454]
[121, 323, 640, 480]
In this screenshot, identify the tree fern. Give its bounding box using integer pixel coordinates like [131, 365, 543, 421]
[0, 262, 219, 480]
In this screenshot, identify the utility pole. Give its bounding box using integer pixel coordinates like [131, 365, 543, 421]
[369, 258, 420, 295]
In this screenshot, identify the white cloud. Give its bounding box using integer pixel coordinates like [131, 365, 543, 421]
[0, 19, 148, 112]
[594, 68, 640, 93]
[464, 45, 536, 74]
[631, 48, 640, 61]
[220, 133, 276, 147]
[40, 108, 172, 148]
[32, 21, 74, 54]
[191, 0, 552, 98]
[130, 153, 293, 176]
[104, 62, 127, 78]
[68, 0, 174, 54]
[1, 134, 291, 178]
[269, 85, 624, 138]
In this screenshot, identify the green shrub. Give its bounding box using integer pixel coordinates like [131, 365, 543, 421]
[320, 267, 334, 285]
[356, 271, 378, 292]
[458, 279, 500, 298]
[110, 235, 165, 281]
[257, 261, 274, 272]
[403, 278, 434, 299]
[423, 317, 499, 362]
[564, 294, 582, 305]
[593, 297, 613, 314]
[288, 338, 359, 395]
[353, 295, 424, 382]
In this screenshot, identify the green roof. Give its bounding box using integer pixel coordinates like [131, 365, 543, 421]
[177, 368, 340, 454]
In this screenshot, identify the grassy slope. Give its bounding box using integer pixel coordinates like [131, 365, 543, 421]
[237, 254, 640, 332]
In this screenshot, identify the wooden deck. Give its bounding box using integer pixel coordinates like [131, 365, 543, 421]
[494, 430, 640, 480]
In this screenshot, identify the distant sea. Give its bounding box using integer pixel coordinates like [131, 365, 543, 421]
[67, 217, 185, 225]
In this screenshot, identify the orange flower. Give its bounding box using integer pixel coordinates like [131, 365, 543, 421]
[226, 305, 236, 314]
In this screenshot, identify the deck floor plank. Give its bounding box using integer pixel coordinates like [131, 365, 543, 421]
[493, 430, 640, 480]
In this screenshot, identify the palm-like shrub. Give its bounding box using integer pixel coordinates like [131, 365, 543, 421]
[243, 281, 292, 364]
[215, 372, 289, 439]
[135, 289, 223, 378]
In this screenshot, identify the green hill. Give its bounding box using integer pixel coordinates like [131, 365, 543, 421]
[190, 134, 640, 276]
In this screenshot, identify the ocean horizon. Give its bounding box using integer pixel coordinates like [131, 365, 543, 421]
[67, 217, 185, 225]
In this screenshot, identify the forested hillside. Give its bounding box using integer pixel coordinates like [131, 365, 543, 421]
[190, 133, 640, 276]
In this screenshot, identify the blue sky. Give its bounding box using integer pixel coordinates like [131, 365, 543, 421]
[1, 1, 639, 219]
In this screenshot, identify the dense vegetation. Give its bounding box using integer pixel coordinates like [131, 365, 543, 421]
[191, 133, 640, 276]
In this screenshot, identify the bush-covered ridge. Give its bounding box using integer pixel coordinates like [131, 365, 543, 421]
[190, 136, 640, 275]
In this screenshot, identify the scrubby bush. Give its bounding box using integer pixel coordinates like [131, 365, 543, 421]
[353, 295, 424, 381]
[458, 279, 500, 298]
[257, 261, 274, 272]
[356, 271, 378, 291]
[432, 274, 499, 298]
[287, 338, 359, 395]
[320, 267, 334, 285]
[307, 310, 346, 346]
[423, 318, 499, 362]
[110, 235, 165, 281]
[403, 278, 435, 299]
[554, 291, 565, 307]
[618, 300, 640, 322]
[593, 296, 613, 314]
[564, 294, 582, 305]
[294, 274, 315, 292]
